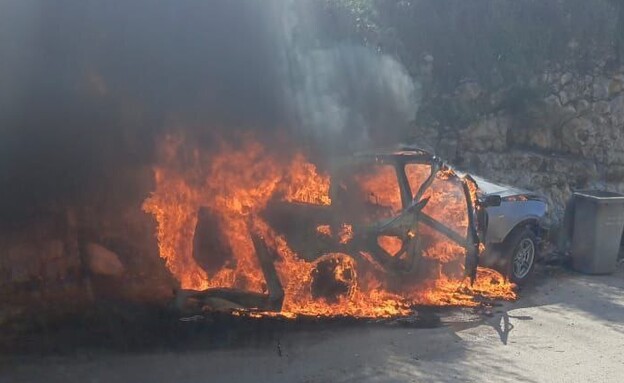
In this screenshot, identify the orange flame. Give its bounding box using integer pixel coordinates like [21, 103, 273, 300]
[316, 224, 332, 237]
[338, 224, 354, 244]
[143, 133, 515, 318]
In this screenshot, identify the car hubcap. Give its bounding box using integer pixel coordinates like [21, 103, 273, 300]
[513, 238, 535, 279]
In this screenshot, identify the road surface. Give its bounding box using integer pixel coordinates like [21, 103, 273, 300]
[2, 265, 623, 382]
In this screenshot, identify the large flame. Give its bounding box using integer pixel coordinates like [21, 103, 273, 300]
[143, 133, 515, 318]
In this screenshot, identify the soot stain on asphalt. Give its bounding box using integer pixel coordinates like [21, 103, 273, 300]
[1, 304, 489, 356]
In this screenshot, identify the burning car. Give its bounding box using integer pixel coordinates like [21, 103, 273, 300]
[267, 145, 548, 295]
[144, 137, 539, 317]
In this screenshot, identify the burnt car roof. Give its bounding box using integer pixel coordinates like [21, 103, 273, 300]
[350, 146, 438, 165]
[349, 146, 546, 200]
[354, 145, 433, 157]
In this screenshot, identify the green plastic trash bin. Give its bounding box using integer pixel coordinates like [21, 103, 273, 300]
[571, 190, 624, 274]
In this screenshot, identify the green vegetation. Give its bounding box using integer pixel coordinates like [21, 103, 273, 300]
[316, 0, 621, 126]
[323, 0, 618, 89]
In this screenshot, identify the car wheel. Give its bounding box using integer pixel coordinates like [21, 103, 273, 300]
[504, 228, 537, 285]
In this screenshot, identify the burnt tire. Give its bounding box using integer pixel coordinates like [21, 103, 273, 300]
[504, 228, 537, 285]
[310, 254, 357, 302]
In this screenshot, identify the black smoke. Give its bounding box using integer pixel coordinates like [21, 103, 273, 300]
[0, 0, 419, 221]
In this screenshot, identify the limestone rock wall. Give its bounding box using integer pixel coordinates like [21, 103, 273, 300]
[414, 66, 624, 222]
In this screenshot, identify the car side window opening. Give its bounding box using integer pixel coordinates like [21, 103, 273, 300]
[333, 163, 403, 224]
[404, 163, 469, 236]
[404, 163, 432, 200]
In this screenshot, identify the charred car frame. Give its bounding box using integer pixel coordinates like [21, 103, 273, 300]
[179, 146, 549, 313]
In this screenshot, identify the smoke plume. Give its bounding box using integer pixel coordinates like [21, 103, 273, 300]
[0, 0, 420, 220]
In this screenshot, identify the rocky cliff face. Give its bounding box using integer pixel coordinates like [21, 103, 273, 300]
[413, 62, 624, 223]
[321, 0, 624, 226]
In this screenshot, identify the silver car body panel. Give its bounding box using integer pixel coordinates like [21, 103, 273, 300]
[469, 175, 548, 244]
[484, 201, 548, 243]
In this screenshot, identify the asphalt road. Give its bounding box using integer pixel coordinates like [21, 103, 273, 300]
[2, 265, 623, 383]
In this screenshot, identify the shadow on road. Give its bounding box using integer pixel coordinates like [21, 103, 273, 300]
[2, 264, 622, 383]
